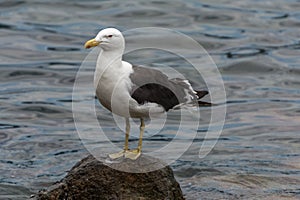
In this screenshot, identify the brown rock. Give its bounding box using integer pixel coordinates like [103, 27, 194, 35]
[37, 154, 184, 200]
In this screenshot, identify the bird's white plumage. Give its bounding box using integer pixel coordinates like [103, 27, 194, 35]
[93, 28, 165, 118]
[89, 28, 206, 119]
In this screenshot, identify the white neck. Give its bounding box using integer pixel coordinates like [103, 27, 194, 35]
[94, 49, 123, 88]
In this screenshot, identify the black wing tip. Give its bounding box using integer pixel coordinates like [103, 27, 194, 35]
[195, 90, 217, 106]
[198, 100, 216, 107]
[196, 90, 209, 99]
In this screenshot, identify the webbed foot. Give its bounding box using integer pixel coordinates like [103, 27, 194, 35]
[125, 149, 141, 160]
[108, 150, 126, 159]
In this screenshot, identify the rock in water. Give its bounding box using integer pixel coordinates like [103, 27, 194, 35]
[37, 154, 184, 200]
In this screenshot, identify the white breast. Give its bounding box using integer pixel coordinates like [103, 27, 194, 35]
[95, 58, 134, 117]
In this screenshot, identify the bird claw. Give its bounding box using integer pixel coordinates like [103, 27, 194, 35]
[109, 149, 141, 160]
[108, 150, 125, 159]
[125, 149, 141, 160]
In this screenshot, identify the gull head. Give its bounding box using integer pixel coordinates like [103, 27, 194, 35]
[84, 28, 125, 52]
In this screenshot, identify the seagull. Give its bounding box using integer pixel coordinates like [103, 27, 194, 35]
[84, 28, 210, 160]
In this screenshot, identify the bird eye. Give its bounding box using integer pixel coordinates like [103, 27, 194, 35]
[107, 35, 113, 38]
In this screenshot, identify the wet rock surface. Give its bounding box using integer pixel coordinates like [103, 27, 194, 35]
[36, 154, 184, 200]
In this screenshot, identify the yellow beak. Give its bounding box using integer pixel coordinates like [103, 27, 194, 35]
[84, 38, 101, 49]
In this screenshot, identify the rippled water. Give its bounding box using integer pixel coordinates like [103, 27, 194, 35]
[1, 0, 300, 199]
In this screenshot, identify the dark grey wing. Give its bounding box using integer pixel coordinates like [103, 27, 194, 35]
[129, 65, 209, 111]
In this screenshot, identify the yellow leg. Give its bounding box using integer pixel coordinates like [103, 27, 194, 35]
[125, 118, 144, 160]
[138, 118, 145, 152]
[109, 118, 130, 159]
[124, 118, 130, 151]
